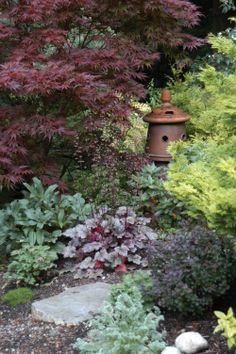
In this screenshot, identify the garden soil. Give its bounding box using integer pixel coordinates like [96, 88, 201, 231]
[0, 269, 234, 354]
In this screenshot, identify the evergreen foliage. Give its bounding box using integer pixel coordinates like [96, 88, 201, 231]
[0, 177, 92, 255]
[167, 139, 236, 235]
[109, 271, 154, 310]
[165, 33, 236, 236]
[74, 287, 166, 354]
[6, 244, 58, 285]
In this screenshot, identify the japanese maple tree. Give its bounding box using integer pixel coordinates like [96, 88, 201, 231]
[0, 0, 202, 188]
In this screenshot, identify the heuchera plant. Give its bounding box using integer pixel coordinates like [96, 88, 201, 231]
[62, 207, 157, 278]
[0, 1, 202, 188]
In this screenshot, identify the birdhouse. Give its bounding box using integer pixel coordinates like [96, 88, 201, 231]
[143, 89, 190, 162]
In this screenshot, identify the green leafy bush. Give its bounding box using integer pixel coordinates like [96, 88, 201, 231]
[0, 177, 92, 284]
[165, 33, 236, 237]
[214, 307, 236, 352]
[123, 101, 150, 154]
[2, 287, 33, 307]
[130, 164, 186, 230]
[147, 79, 162, 109]
[5, 244, 58, 285]
[148, 223, 236, 315]
[190, 23, 236, 75]
[109, 271, 154, 310]
[74, 287, 166, 354]
[167, 139, 236, 235]
[0, 177, 92, 255]
[168, 34, 236, 139]
[220, 0, 236, 12]
[69, 166, 132, 209]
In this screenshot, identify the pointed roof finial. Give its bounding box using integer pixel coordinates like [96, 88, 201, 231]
[161, 89, 171, 104]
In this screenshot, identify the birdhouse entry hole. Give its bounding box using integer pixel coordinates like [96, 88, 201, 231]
[181, 134, 186, 140]
[165, 111, 174, 115]
[162, 135, 169, 142]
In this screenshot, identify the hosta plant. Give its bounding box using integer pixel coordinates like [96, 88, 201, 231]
[0, 177, 92, 284]
[62, 207, 157, 278]
[0, 177, 92, 256]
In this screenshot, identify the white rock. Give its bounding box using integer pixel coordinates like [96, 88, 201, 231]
[161, 346, 182, 354]
[31, 282, 111, 325]
[175, 331, 208, 354]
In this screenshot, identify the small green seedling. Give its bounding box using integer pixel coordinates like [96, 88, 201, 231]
[214, 307, 236, 353]
[2, 287, 34, 307]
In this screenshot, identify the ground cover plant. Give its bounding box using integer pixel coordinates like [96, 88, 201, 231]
[74, 280, 166, 354]
[148, 223, 236, 316]
[62, 206, 157, 279]
[0, 0, 203, 189]
[0, 177, 92, 284]
[1, 287, 33, 307]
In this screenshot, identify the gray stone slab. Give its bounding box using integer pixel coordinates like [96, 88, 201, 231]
[31, 282, 112, 325]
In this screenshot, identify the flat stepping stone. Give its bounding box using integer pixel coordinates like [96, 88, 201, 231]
[31, 282, 111, 325]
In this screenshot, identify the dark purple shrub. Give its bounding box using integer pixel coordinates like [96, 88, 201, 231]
[148, 224, 236, 315]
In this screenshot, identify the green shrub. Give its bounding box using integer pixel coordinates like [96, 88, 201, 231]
[109, 271, 154, 310]
[2, 287, 33, 307]
[123, 101, 150, 154]
[74, 287, 166, 354]
[214, 307, 236, 352]
[190, 23, 236, 75]
[220, 0, 236, 12]
[167, 138, 236, 236]
[148, 223, 236, 315]
[69, 166, 132, 209]
[5, 244, 58, 285]
[147, 79, 162, 109]
[0, 177, 92, 254]
[130, 163, 186, 231]
[165, 33, 236, 237]
[168, 34, 236, 140]
[0, 177, 92, 284]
